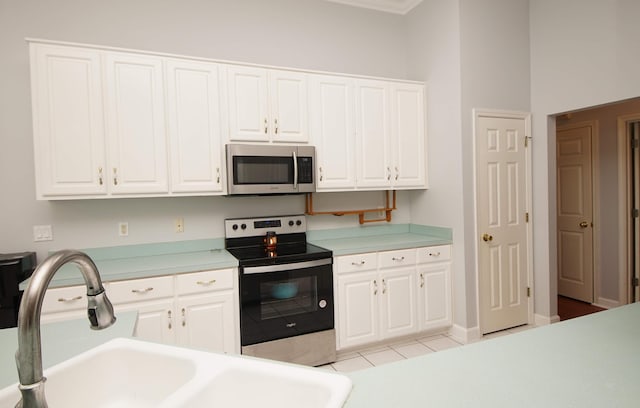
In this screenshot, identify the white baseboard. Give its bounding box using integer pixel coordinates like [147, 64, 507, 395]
[448, 324, 481, 344]
[535, 313, 560, 326]
[594, 297, 618, 309]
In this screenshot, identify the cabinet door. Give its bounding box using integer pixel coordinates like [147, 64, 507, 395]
[226, 65, 269, 142]
[113, 299, 175, 345]
[379, 267, 418, 339]
[355, 79, 391, 188]
[104, 52, 168, 194]
[391, 83, 426, 188]
[310, 75, 356, 190]
[417, 262, 452, 331]
[336, 271, 379, 350]
[30, 44, 106, 198]
[166, 60, 224, 193]
[269, 70, 309, 143]
[177, 292, 238, 354]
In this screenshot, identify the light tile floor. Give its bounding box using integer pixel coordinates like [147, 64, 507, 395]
[320, 324, 535, 373]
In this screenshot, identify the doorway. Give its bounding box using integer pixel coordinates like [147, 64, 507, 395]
[618, 115, 640, 303]
[556, 121, 597, 303]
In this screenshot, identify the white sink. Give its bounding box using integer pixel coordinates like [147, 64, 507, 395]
[0, 338, 352, 408]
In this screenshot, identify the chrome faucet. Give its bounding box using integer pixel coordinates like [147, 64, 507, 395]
[14, 250, 116, 408]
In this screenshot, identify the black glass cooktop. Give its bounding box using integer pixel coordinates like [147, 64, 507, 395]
[226, 242, 332, 267]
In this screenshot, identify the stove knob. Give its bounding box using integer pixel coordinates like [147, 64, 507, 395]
[296, 220, 302, 226]
[232, 224, 238, 231]
[288, 220, 294, 227]
[241, 223, 247, 230]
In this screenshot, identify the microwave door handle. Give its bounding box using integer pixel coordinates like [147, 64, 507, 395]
[293, 150, 298, 190]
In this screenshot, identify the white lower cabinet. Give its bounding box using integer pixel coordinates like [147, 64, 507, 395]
[175, 269, 239, 354]
[41, 284, 89, 324]
[335, 245, 451, 350]
[41, 268, 239, 354]
[417, 245, 452, 331]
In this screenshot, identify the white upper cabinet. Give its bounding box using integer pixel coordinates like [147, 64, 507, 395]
[355, 79, 392, 189]
[30, 44, 107, 198]
[104, 52, 168, 194]
[355, 79, 426, 190]
[166, 59, 224, 193]
[391, 83, 426, 188]
[309, 75, 356, 190]
[226, 65, 309, 143]
[29, 39, 426, 199]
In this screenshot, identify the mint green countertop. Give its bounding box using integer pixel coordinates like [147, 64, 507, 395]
[26, 225, 451, 289]
[308, 224, 452, 256]
[345, 303, 640, 407]
[23, 239, 238, 289]
[0, 312, 137, 389]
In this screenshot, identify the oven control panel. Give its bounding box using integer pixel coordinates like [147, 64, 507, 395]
[225, 215, 307, 238]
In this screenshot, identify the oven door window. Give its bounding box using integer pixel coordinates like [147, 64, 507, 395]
[260, 276, 317, 320]
[233, 156, 293, 185]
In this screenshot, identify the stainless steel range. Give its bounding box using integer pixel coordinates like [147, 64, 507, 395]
[225, 215, 335, 366]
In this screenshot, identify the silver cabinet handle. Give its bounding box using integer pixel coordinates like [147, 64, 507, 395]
[181, 307, 186, 327]
[113, 168, 118, 185]
[395, 166, 399, 181]
[351, 261, 366, 266]
[274, 118, 278, 134]
[429, 251, 441, 257]
[373, 279, 378, 295]
[196, 279, 217, 286]
[216, 167, 220, 184]
[57, 295, 82, 303]
[168, 310, 172, 330]
[382, 278, 387, 294]
[264, 118, 268, 134]
[319, 166, 323, 182]
[387, 166, 391, 181]
[391, 256, 405, 262]
[98, 167, 103, 185]
[420, 273, 425, 288]
[131, 287, 154, 294]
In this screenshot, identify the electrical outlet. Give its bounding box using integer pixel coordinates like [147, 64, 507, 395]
[119, 222, 129, 237]
[175, 217, 184, 233]
[33, 225, 53, 242]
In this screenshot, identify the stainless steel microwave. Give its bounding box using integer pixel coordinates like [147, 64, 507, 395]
[226, 144, 316, 195]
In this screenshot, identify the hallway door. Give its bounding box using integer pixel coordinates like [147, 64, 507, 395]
[475, 111, 531, 334]
[557, 123, 594, 303]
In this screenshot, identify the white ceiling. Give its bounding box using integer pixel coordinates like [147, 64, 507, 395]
[324, 0, 423, 15]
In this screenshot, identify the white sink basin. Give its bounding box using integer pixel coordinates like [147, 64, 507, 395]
[0, 338, 352, 408]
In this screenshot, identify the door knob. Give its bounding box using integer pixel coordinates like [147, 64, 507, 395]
[579, 221, 589, 228]
[482, 233, 493, 242]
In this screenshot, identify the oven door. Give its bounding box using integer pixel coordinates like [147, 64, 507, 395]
[239, 258, 333, 346]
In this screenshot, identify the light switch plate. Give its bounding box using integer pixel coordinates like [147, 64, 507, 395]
[33, 225, 53, 241]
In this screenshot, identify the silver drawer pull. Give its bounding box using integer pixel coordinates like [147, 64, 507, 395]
[391, 256, 405, 262]
[57, 295, 82, 303]
[429, 252, 441, 257]
[351, 261, 366, 266]
[131, 287, 154, 294]
[196, 279, 217, 286]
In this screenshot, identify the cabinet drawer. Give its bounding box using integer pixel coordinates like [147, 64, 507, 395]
[42, 285, 87, 314]
[378, 248, 416, 269]
[107, 276, 174, 304]
[417, 245, 452, 264]
[176, 268, 235, 295]
[336, 253, 378, 274]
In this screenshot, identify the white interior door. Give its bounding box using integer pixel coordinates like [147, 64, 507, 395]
[476, 112, 530, 334]
[557, 123, 594, 303]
